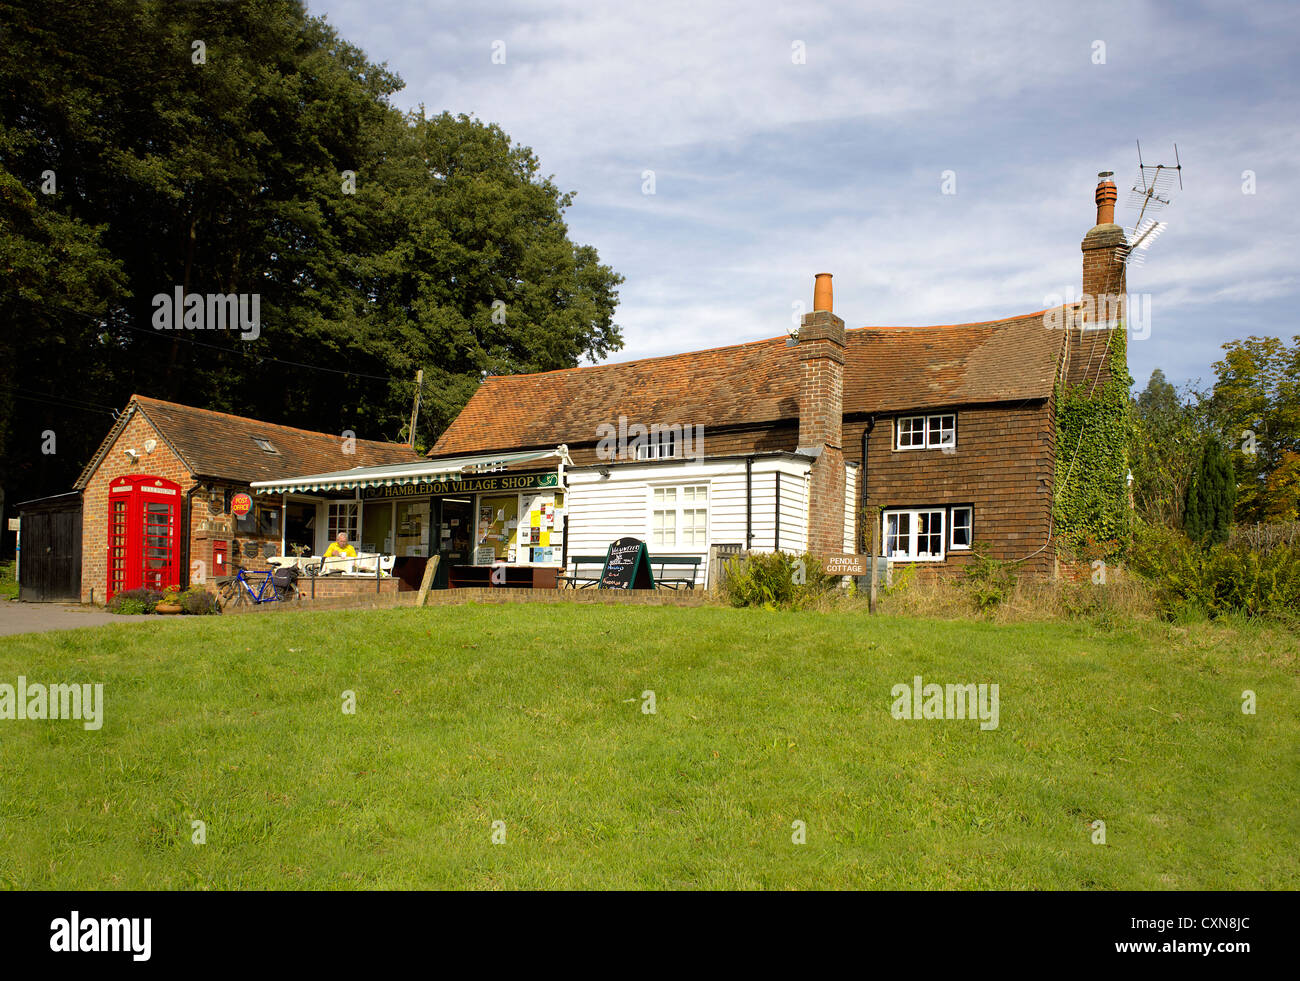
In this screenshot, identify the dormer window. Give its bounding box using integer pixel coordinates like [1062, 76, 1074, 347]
[252, 437, 279, 454]
[896, 413, 956, 450]
[635, 429, 681, 460]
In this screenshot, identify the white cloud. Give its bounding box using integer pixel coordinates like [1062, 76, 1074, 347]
[310, 0, 1300, 387]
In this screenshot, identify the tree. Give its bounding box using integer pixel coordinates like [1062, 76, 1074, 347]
[1208, 335, 1300, 522]
[0, 0, 622, 533]
[1184, 437, 1236, 545]
[1129, 369, 1207, 529]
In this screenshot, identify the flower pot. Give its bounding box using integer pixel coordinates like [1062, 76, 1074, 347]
[155, 602, 182, 615]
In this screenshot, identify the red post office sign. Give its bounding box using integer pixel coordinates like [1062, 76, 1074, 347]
[230, 492, 253, 517]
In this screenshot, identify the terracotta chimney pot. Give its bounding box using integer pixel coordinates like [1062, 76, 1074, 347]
[813, 272, 833, 313]
[1095, 172, 1118, 226]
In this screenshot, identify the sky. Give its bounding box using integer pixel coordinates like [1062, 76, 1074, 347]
[309, 0, 1299, 393]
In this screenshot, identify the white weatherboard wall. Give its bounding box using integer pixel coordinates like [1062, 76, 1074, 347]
[565, 456, 815, 586]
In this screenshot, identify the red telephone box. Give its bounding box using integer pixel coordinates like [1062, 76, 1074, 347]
[106, 475, 182, 600]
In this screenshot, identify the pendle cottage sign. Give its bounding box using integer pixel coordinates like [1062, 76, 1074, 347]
[360, 471, 559, 500]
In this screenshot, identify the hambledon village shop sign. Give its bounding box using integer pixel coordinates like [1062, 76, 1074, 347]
[360, 471, 560, 500]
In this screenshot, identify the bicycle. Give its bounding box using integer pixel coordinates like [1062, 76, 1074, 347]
[217, 566, 300, 608]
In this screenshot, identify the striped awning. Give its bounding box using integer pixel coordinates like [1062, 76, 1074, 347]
[250, 447, 569, 495]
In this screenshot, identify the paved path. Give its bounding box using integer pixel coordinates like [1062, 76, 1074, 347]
[0, 600, 177, 637]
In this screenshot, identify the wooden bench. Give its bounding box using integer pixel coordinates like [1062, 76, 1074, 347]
[648, 555, 702, 590]
[556, 554, 607, 589]
[558, 551, 704, 590]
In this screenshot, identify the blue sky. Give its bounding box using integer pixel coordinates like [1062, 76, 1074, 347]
[310, 0, 1299, 393]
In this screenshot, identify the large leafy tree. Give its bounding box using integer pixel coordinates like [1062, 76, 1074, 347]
[1208, 336, 1300, 522]
[0, 0, 622, 530]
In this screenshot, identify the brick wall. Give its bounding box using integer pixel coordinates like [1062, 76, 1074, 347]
[1065, 216, 1127, 389]
[846, 401, 1056, 579]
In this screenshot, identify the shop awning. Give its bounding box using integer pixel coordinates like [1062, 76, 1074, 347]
[250, 446, 570, 496]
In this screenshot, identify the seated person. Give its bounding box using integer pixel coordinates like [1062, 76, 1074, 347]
[323, 533, 357, 569]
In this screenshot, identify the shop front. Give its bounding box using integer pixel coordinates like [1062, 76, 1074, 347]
[249, 448, 571, 589]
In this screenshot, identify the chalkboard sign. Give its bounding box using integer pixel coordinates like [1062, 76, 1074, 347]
[598, 537, 656, 590]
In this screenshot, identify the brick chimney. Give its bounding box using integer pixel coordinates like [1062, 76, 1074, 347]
[1066, 173, 1128, 386]
[1080, 171, 1127, 327]
[796, 273, 847, 557]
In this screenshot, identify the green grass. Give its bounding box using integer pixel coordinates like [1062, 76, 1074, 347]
[0, 604, 1296, 889]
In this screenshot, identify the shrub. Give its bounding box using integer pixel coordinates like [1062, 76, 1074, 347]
[720, 551, 838, 610]
[1131, 525, 1300, 621]
[961, 544, 1018, 612]
[107, 588, 164, 614]
[180, 586, 219, 615]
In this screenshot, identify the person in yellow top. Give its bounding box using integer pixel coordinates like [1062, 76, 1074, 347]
[323, 532, 357, 566]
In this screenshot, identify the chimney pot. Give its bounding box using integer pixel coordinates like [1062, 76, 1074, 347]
[1095, 172, 1118, 227]
[813, 272, 833, 313]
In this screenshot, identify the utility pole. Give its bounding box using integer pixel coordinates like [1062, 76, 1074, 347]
[407, 368, 423, 447]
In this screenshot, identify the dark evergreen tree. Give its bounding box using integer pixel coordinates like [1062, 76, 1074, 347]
[1184, 437, 1236, 545]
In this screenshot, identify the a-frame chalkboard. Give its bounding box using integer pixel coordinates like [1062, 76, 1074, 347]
[598, 537, 656, 589]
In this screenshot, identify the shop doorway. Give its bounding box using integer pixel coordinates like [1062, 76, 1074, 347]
[284, 502, 316, 556]
[438, 498, 473, 564]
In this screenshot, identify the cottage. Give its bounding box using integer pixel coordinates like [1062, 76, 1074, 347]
[255, 174, 1130, 586]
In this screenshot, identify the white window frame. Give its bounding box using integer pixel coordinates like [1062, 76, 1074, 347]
[636, 429, 682, 461]
[895, 413, 957, 450]
[882, 507, 947, 562]
[327, 501, 359, 543]
[950, 505, 973, 550]
[649, 483, 709, 550]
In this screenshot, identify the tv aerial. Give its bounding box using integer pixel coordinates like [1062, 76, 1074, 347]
[1118, 141, 1182, 266]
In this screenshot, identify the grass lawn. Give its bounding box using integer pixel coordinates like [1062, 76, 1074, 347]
[0, 604, 1296, 889]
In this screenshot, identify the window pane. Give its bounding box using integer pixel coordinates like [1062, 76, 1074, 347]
[951, 507, 971, 547]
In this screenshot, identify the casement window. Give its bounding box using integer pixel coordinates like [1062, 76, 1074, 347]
[883, 505, 975, 560]
[895, 413, 957, 450]
[636, 429, 682, 460]
[883, 508, 946, 561]
[327, 502, 359, 542]
[651, 485, 708, 548]
[950, 506, 973, 550]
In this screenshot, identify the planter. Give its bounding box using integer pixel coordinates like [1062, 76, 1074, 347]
[155, 602, 182, 615]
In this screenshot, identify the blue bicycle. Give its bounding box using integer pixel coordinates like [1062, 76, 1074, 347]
[218, 566, 300, 608]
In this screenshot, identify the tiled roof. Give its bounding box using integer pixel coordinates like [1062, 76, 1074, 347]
[430, 309, 1070, 456]
[75, 395, 419, 488]
[843, 309, 1069, 414]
